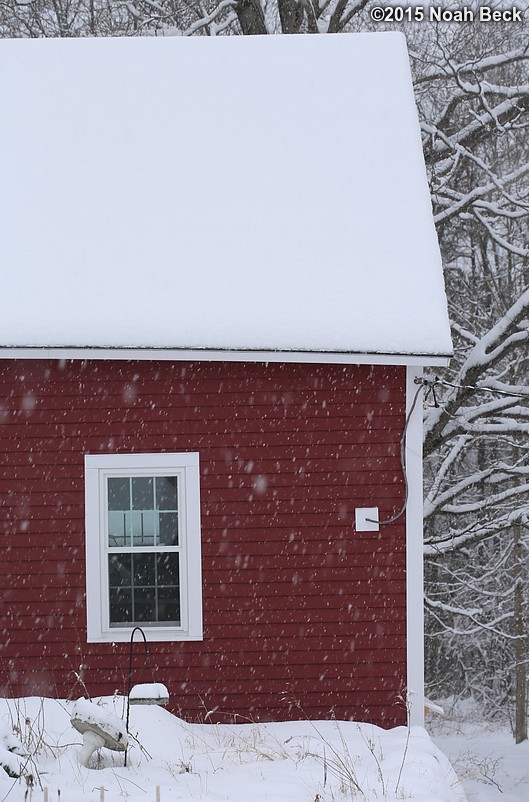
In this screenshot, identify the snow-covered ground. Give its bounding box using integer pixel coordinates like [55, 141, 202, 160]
[428, 700, 529, 802]
[0, 695, 526, 802]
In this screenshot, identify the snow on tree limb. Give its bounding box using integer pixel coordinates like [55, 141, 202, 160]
[414, 47, 529, 84]
[424, 289, 529, 454]
[432, 163, 529, 225]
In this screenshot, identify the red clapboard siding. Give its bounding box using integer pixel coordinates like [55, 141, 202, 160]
[0, 359, 407, 727]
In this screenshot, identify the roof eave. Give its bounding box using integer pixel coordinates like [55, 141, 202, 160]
[0, 346, 452, 367]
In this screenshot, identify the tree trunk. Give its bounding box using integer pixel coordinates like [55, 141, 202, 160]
[514, 517, 527, 743]
[235, 0, 267, 34]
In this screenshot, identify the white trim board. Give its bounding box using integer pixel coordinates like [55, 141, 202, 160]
[405, 365, 425, 727]
[0, 347, 451, 367]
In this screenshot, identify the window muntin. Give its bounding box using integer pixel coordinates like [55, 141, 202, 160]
[85, 453, 202, 643]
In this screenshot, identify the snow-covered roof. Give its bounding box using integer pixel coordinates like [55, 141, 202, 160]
[0, 33, 452, 365]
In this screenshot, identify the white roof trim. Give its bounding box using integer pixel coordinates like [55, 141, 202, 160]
[0, 346, 451, 367]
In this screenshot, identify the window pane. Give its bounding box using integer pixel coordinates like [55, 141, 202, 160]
[159, 512, 178, 546]
[155, 476, 178, 510]
[133, 553, 155, 586]
[131, 510, 157, 547]
[157, 586, 180, 624]
[132, 477, 153, 510]
[109, 554, 132, 588]
[157, 553, 179, 586]
[109, 588, 132, 625]
[108, 511, 128, 547]
[134, 587, 156, 622]
[108, 477, 130, 511]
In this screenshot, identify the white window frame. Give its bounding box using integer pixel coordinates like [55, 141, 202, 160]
[85, 452, 202, 643]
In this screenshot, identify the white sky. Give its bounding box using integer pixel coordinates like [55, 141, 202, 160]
[0, 33, 452, 358]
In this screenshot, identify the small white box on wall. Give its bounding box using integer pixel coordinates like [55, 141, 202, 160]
[355, 507, 379, 532]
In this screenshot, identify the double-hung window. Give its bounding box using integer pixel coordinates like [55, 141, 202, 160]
[85, 453, 202, 642]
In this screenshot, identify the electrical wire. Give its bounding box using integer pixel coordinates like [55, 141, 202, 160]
[363, 373, 527, 528]
[429, 377, 529, 400]
[367, 382, 424, 527]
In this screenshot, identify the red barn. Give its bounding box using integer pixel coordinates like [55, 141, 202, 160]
[0, 33, 452, 729]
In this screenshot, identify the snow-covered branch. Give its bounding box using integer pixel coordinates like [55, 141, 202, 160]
[424, 289, 529, 455]
[414, 48, 529, 85]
